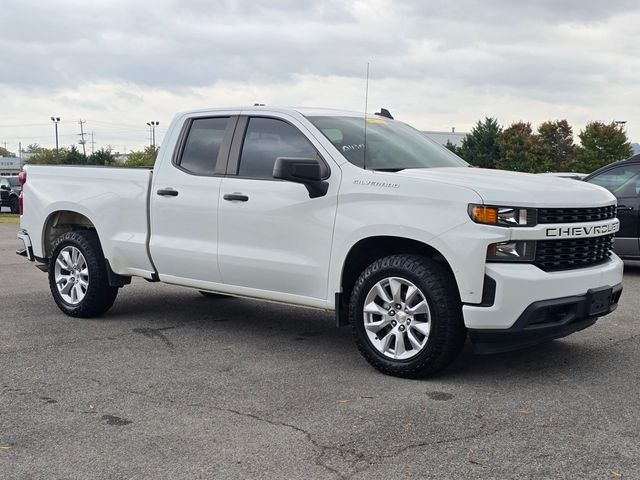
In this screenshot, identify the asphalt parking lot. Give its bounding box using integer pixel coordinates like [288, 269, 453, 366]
[1, 222, 639, 479]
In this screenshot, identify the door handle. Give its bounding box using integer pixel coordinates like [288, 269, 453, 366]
[617, 205, 633, 211]
[223, 193, 249, 202]
[157, 188, 179, 197]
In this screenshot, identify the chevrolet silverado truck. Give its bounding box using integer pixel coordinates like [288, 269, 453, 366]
[16, 106, 623, 377]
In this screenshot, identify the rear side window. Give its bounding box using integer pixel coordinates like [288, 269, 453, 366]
[179, 117, 229, 175]
[238, 117, 319, 179]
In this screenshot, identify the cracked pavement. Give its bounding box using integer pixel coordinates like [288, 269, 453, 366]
[1, 223, 639, 479]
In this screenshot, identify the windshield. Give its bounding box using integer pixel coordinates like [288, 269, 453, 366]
[8, 177, 19, 187]
[306, 115, 468, 171]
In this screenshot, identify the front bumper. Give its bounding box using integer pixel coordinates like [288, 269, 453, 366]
[462, 255, 623, 330]
[469, 283, 623, 354]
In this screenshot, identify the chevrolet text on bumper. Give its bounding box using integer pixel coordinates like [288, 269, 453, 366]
[16, 106, 624, 378]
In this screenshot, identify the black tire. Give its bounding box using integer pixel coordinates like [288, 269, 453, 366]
[199, 291, 231, 299]
[349, 254, 466, 378]
[48, 230, 118, 318]
[9, 196, 19, 214]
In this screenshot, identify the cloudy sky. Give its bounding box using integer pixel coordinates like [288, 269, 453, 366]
[1, 0, 638, 154]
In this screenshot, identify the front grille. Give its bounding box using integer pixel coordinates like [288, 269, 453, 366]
[0, 190, 7, 201]
[537, 205, 616, 224]
[535, 234, 614, 271]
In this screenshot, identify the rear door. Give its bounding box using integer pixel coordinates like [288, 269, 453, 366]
[588, 163, 640, 257]
[149, 115, 237, 282]
[217, 115, 339, 301]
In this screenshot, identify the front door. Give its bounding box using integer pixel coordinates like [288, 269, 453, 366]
[217, 115, 339, 301]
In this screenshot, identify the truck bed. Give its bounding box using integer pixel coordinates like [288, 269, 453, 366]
[20, 165, 155, 278]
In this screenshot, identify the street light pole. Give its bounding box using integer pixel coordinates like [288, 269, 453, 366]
[146, 121, 159, 148]
[146, 122, 152, 148]
[614, 120, 627, 132]
[50, 116, 60, 152]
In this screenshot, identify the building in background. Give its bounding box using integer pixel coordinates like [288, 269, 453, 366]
[422, 130, 469, 148]
[0, 157, 21, 176]
[112, 152, 130, 164]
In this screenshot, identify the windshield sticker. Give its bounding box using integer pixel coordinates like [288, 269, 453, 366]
[366, 118, 387, 124]
[342, 143, 364, 152]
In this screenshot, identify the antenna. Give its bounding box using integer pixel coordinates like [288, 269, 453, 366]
[363, 62, 370, 170]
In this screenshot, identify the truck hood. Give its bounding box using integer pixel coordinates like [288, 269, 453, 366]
[396, 167, 615, 207]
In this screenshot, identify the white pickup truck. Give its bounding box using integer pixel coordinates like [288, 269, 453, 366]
[17, 106, 623, 377]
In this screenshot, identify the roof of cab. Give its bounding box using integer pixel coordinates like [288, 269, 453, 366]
[176, 105, 370, 118]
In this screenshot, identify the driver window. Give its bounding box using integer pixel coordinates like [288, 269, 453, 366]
[238, 118, 319, 179]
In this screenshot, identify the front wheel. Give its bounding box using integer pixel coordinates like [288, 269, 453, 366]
[48, 230, 118, 318]
[349, 255, 466, 378]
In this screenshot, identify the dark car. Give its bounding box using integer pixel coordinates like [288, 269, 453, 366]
[0, 176, 20, 214]
[585, 154, 640, 259]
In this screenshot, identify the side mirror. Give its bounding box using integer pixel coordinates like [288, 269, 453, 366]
[0, 184, 8, 190]
[273, 157, 328, 198]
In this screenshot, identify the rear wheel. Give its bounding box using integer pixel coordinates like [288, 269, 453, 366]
[48, 230, 118, 318]
[350, 254, 466, 378]
[9, 196, 18, 214]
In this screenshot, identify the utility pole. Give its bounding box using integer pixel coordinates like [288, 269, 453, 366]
[146, 121, 159, 148]
[78, 119, 87, 156]
[18, 142, 22, 168]
[90, 132, 96, 155]
[50, 117, 60, 152]
[2, 141, 7, 151]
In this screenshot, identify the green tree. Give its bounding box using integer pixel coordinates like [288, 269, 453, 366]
[88, 148, 115, 166]
[574, 122, 633, 173]
[26, 144, 44, 154]
[444, 140, 462, 156]
[458, 117, 502, 168]
[496, 122, 551, 173]
[25, 147, 68, 165]
[124, 150, 154, 167]
[0, 146, 16, 157]
[144, 145, 159, 162]
[537, 120, 575, 171]
[64, 145, 87, 165]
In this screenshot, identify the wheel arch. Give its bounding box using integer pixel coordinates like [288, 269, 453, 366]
[335, 236, 458, 326]
[42, 210, 98, 260]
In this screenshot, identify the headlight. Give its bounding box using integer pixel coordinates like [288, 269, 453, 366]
[487, 241, 536, 262]
[468, 204, 536, 227]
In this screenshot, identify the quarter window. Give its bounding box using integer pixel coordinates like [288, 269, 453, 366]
[179, 117, 230, 175]
[238, 118, 319, 179]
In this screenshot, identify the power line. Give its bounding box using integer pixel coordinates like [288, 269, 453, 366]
[87, 119, 148, 129]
